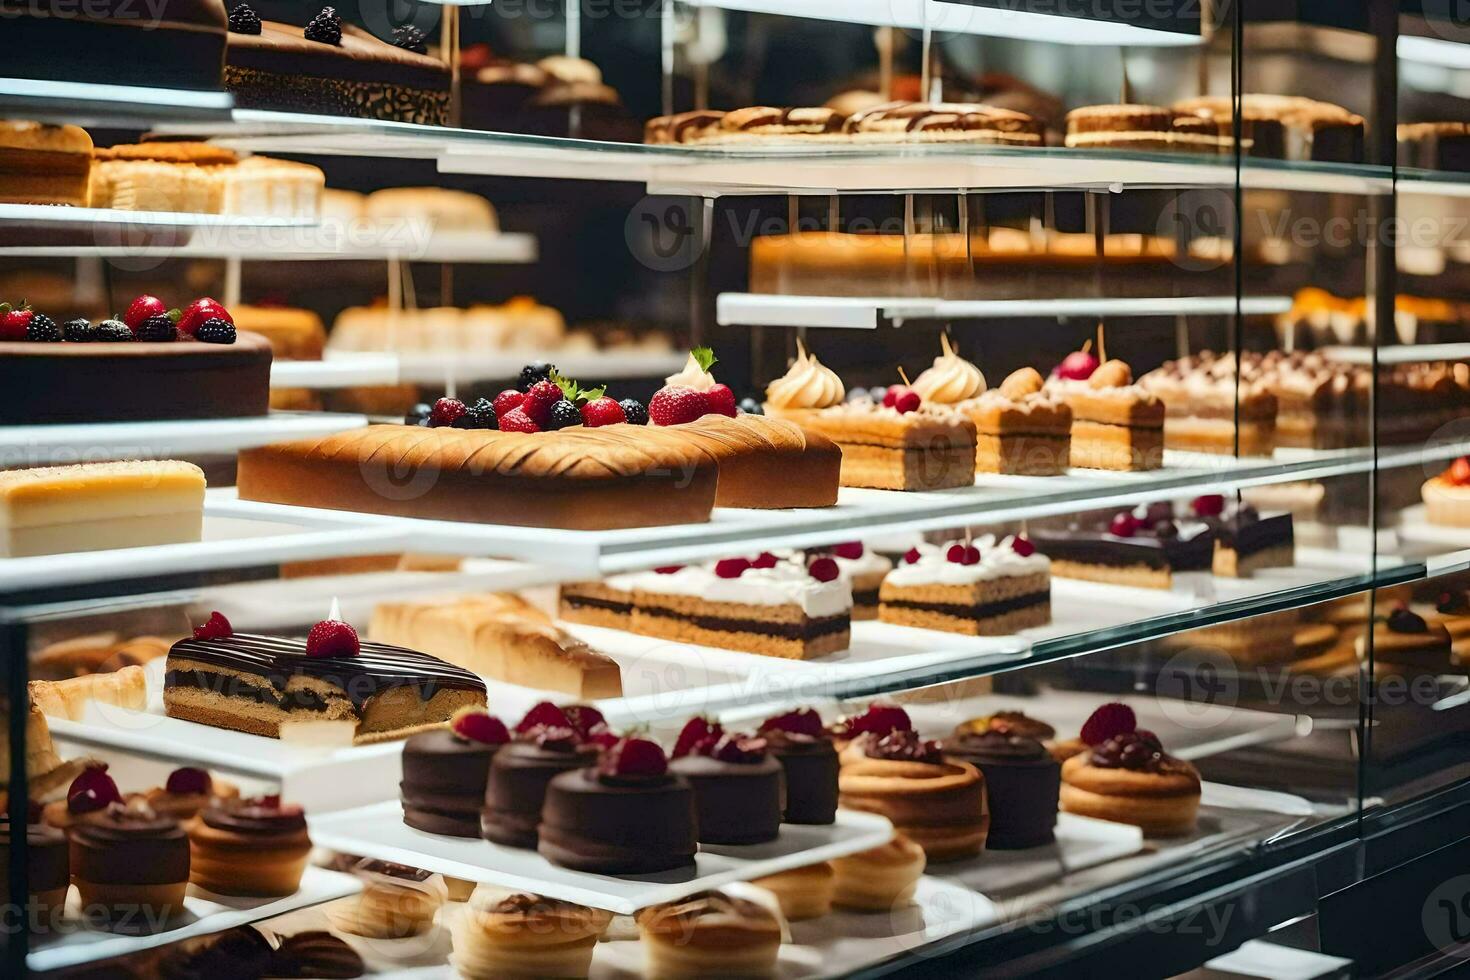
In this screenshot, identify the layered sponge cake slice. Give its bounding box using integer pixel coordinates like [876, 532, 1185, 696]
[0, 460, 205, 558]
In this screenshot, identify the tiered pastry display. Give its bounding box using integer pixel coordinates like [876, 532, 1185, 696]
[838, 729, 988, 862]
[1058, 706, 1201, 836]
[1046, 349, 1165, 471]
[0, 294, 271, 423]
[562, 552, 854, 659]
[1031, 505, 1214, 588]
[1139, 354, 1279, 456]
[1424, 458, 1470, 528]
[0, 460, 205, 558]
[879, 535, 1050, 635]
[539, 736, 699, 874]
[70, 799, 192, 921]
[400, 708, 511, 837]
[0, 120, 94, 206]
[451, 885, 612, 980]
[224, 5, 450, 125]
[757, 709, 840, 824]
[944, 716, 1061, 849]
[670, 720, 784, 845]
[163, 610, 488, 742]
[89, 142, 324, 217]
[635, 891, 783, 978]
[186, 795, 312, 897]
[5, 0, 228, 90]
[765, 347, 978, 491]
[371, 593, 622, 698]
[1192, 494, 1295, 577]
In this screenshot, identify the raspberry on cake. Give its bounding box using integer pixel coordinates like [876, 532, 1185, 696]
[1191, 495, 1295, 578]
[791, 391, 978, 492]
[629, 554, 853, 659]
[163, 623, 488, 743]
[1047, 355, 1165, 471]
[1031, 505, 1214, 589]
[879, 535, 1050, 635]
[815, 542, 892, 619]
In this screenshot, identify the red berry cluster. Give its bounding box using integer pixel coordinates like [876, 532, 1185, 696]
[881, 385, 921, 414]
[946, 543, 981, 566]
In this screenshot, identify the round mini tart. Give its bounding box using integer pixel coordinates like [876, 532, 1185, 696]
[401, 709, 510, 838]
[669, 731, 784, 845]
[758, 708, 840, 825]
[838, 730, 988, 862]
[71, 801, 191, 922]
[537, 738, 698, 875]
[830, 833, 926, 911]
[188, 795, 311, 897]
[1059, 732, 1201, 837]
[1359, 606, 1454, 672]
[481, 723, 598, 850]
[752, 861, 835, 920]
[635, 890, 782, 979]
[943, 730, 1060, 849]
[452, 887, 612, 980]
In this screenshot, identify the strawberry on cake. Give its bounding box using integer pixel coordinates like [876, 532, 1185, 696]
[630, 553, 853, 659]
[879, 535, 1051, 635]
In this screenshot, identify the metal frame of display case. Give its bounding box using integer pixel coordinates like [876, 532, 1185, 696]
[7, 0, 1470, 975]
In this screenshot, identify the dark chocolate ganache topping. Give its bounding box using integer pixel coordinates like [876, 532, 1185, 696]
[202, 797, 307, 834]
[1089, 731, 1187, 774]
[169, 632, 486, 707]
[947, 730, 1048, 762]
[1387, 607, 1429, 634]
[863, 729, 943, 764]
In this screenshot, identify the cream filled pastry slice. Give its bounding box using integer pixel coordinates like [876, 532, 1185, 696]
[880, 534, 1051, 635]
[0, 460, 205, 558]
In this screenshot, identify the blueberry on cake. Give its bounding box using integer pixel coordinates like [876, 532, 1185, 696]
[164, 612, 487, 743]
[879, 536, 1051, 635]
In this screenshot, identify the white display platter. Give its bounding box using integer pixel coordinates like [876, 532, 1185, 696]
[941, 813, 1145, 897]
[27, 866, 361, 973]
[0, 411, 369, 468]
[308, 800, 894, 915]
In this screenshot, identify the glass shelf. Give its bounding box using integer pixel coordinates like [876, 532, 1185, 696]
[0, 203, 316, 231]
[0, 230, 538, 264]
[0, 77, 232, 128]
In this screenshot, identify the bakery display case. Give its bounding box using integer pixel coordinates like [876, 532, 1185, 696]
[3, 1, 1470, 977]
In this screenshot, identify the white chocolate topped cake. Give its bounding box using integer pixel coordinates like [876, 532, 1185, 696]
[880, 535, 1051, 635]
[0, 460, 205, 558]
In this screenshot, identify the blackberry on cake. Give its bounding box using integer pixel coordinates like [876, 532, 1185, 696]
[1032, 506, 1214, 589]
[25, 313, 60, 342]
[137, 315, 179, 342]
[518, 360, 554, 391]
[96, 319, 134, 342]
[404, 402, 432, 426]
[228, 3, 263, 35]
[62, 318, 95, 342]
[452, 398, 498, 430]
[195, 318, 237, 344]
[879, 535, 1051, 635]
[548, 400, 582, 430]
[619, 398, 648, 425]
[304, 7, 342, 45]
[392, 25, 427, 54]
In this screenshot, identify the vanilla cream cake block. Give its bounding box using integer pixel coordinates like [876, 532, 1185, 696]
[630, 558, 853, 659]
[879, 536, 1051, 636]
[0, 460, 205, 558]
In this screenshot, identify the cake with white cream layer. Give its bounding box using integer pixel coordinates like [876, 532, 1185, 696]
[879, 535, 1050, 635]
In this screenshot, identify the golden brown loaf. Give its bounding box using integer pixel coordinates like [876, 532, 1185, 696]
[236, 424, 721, 530]
[660, 413, 842, 509]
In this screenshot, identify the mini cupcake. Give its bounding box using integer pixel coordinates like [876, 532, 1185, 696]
[401, 708, 511, 838]
[71, 799, 190, 922]
[828, 702, 914, 755]
[452, 884, 611, 980]
[0, 806, 68, 928]
[188, 795, 312, 897]
[830, 833, 926, 911]
[670, 723, 784, 845]
[758, 708, 839, 825]
[43, 761, 123, 830]
[636, 890, 783, 979]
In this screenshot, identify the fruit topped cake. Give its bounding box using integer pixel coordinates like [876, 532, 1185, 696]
[670, 723, 784, 844]
[0, 294, 270, 424]
[1058, 705, 1201, 837]
[163, 610, 488, 743]
[1424, 457, 1470, 528]
[766, 351, 977, 491]
[879, 534, 1051, 635]
[224, 5, 450, 125]
[1031, 504, 1214, 589]
[1139, 352, 1278, 457]
[813, 541, 893, 619]
[1189, 493, 1295, 578]
[1046, 346, 1165, 471]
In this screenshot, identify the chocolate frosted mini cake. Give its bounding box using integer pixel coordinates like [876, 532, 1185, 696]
[226, 14, 449, 125]
[163, 616, 487, 743]
[401, 710, 511, 838]
[670, 729, 784, 845]
[943, 727, 1060, 849]
[1190, 494, 1294, 578]
[481, 705, 599, 849]
[758, 709, 839, 824]
[1033, 506, 1214, 589]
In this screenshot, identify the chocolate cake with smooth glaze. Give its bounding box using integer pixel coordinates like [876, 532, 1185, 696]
[757, 714, 839, 825]
[481, 731, 598, 849]
[163, 632, 487, 743]
[401, 727, 504, 838]
[943, 730, 1059, 849]
[538, 767, 698, 874]
[0, 331, 271, 425]
[669, 736, 785, 845]
[226, 19, 449, 125]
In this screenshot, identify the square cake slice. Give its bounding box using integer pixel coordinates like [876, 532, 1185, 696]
[164, 632, 487, 744]
[630, 557, 852, 659]
[969, 369, 1072, 476]
[0, 460, 205, 558]
[879, 536, 1051, 635]
[799, 402, 977, 491]
[1050, 360, 1165, 472]
[558, 575, 641, 631]
[1031, 507, 1214, 589]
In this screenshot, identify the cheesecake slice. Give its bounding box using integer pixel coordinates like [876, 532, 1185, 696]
[0, 460, 205, 558]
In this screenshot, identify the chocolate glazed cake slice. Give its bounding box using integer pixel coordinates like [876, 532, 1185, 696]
[164, 633, 487, 743]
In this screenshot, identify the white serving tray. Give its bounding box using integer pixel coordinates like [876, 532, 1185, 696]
[27, 866, 361, 973]
[946, 813, 1145, 897]
[307, 800, 895, 915]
